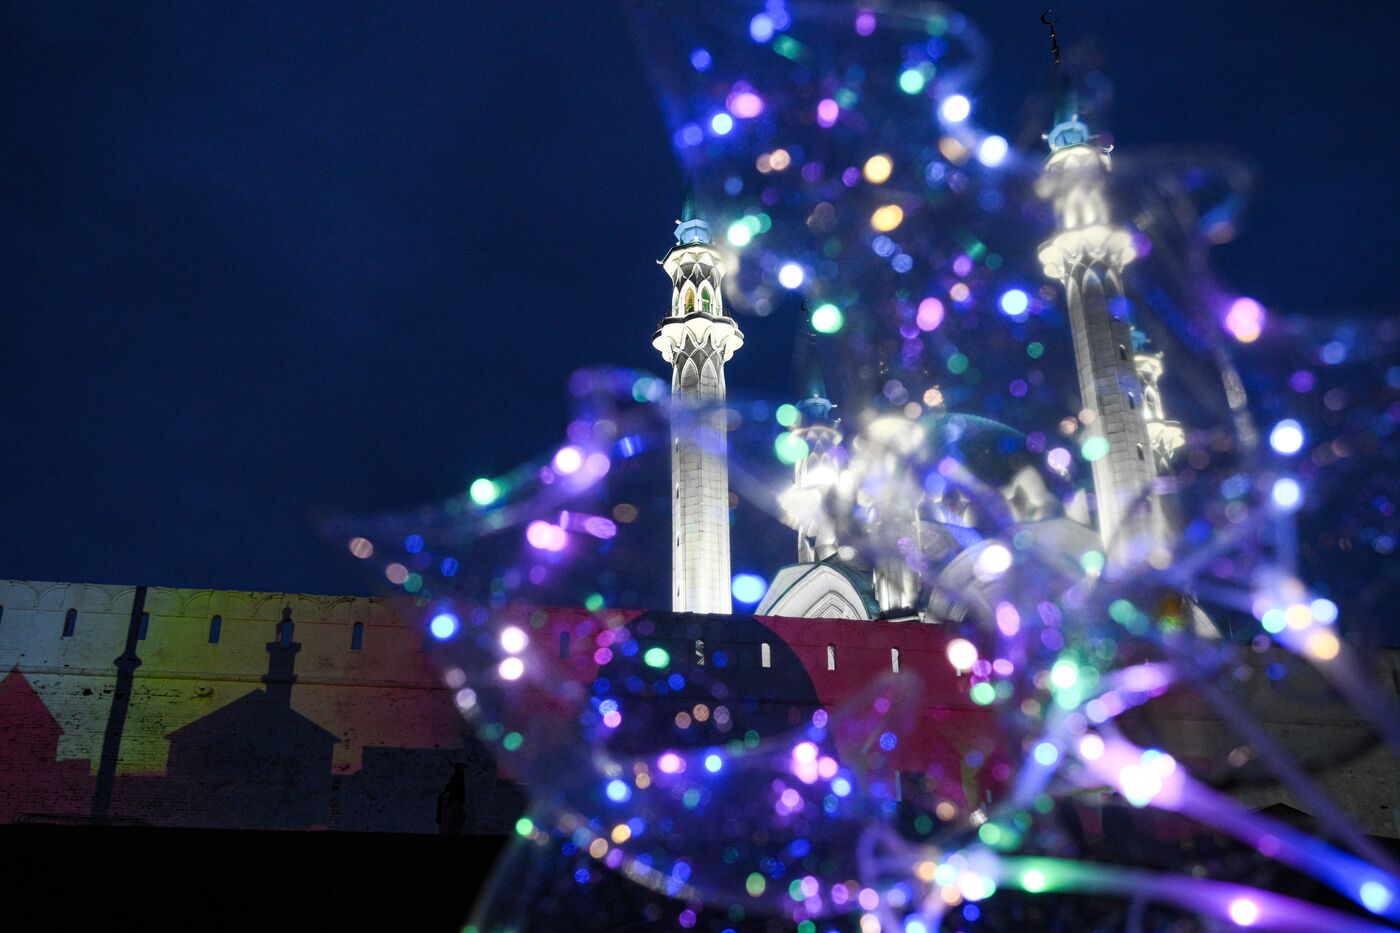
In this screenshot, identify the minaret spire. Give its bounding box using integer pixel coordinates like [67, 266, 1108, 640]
[653, 187, 743, 613]
[1036, 62, 1160, 567]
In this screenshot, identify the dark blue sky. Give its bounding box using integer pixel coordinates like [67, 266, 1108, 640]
[2, 2, 1396, 596]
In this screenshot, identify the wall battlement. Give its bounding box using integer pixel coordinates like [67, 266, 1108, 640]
[1, 580, 1397, 838]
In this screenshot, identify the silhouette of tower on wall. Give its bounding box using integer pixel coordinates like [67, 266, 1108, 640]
[165, 606, 336, 829]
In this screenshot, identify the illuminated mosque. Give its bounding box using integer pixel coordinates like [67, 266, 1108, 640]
[3, 17, 1399, 931]
[655, 88, 1195, 630]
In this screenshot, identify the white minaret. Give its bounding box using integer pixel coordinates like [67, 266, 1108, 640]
[1036, 93, 1159, 566]
[779, 396, 843, 563]
[653, 190, 743, 613]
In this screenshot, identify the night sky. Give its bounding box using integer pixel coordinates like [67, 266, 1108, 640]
[3, 1, 1397, 600]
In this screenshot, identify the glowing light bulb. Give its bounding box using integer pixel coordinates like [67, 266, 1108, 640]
[1269, 419, 1305, 455]
[710, 112, 734, 135]
[977, 135, 1008, 167]
[811, 303, 845, 334]
[862, 154, 893, 184]
[998, 288, 1029, 316]
[1360, 881, 1393, 914]
[553, 446, 583, 474]
[749, 13, 774, 42]
[939, 94, 971, 123]
[1228, 897, 1259, 927]
[727, 87, 764, 119]
[1224, 297, 1265, 343]
[916, 297, 944, 331]
[946, 638, 978, 672]
[500, 625, 528, 654]
[429, 612, 459, 640]
[731, 573, 768, 604]
[778, 262, 805, 289]
[870, 204, 904, 232]
[1271, 477, 1302, 510]
[469, 478, 500, 506]
[498, 656, 524, 681]
[1078, 733, 1105, 760]
[973, 543, 1012, 580]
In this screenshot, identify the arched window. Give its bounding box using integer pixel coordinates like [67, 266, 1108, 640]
[351, 622, 364, 650]
[208, 615, 222, 644]
[700, 286, 712, 312]
[1127, 392, 1137, 410]
[278, 618, 294, 646]
[760, 642, 771, 668]
[695, 639, 706, 666]
[62, 608, 77, 638]
[1118, 344, 1128, 361]
[826, 644, 837, 671]
[684, 287, 695, 314]
[137, 612, 150, 641]
[891, 647, 901, 673]
[1136, 444, 1146, 461]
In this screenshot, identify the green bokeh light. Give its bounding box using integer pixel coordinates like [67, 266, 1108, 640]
[811, 303, 844, 334]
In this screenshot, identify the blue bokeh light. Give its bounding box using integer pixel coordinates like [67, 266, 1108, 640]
[731, 573, 768, 605]
[429, 612, 459, 640]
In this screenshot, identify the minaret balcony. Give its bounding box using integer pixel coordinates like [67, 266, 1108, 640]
[1037, 225, 1135, 280]
[652, 312, 744, 363]
[1147, 420, 1186, 459]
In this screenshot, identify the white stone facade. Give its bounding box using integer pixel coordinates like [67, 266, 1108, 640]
[653, 218, 742, 614]
[1038, 142, 1160, 565]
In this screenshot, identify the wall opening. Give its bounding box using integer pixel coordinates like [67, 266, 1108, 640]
[208, 615, 222, 644]
[351, 622, 364, 651]
[826, 644, 836, 671]
[1136, 443, 1146, 461]
[137, 612, 150, 640]
[891, 647, 901, 673]
[760, 642, 771, 668]
[1118, 344, 1127, 361]
[62, 608, 77, 638]
[694, 639, 706, 666]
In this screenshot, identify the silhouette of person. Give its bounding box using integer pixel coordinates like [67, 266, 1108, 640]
[436, 763, 467, 834]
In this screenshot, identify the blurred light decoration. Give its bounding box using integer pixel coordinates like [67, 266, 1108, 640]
[939, 93, 971, 123]
[328, 2, 1400, 931]
[997, 288, 1029, 316]
[1224, 296, 1266, 343]
[731, 572, 768, 604]
[810, 303, 845, 334]
[1270, 418, 1306, 455]
[1271, 476, 1302, 511]
[469, 477, 500, 506]
[778, 262, 805, 289]
[976, 134, 1009, 167]
[428, 612, 459, 640]
[862, 153, 894, 184]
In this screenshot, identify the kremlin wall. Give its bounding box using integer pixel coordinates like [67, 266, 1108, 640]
[3, 577, 1398, 840]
